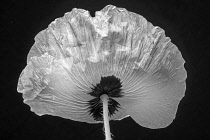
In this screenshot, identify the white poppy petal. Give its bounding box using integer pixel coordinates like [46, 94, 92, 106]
[115, 64, 186, 129]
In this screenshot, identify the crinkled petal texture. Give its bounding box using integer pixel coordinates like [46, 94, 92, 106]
[17, 5, 187, 129]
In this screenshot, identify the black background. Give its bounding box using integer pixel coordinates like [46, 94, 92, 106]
[0, 0, 209, 140]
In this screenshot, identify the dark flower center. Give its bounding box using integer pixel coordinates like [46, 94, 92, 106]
[87, 75, 124, 121]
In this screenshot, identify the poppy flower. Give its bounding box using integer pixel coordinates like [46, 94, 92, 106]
[17, 5, 187, 140]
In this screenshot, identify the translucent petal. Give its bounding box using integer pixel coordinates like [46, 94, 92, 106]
[116, 71, 186, 128]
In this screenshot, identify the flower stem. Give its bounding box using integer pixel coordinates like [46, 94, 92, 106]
[101, 94, 112, 140]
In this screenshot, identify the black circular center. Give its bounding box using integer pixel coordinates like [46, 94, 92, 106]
[87, 75, 124, 121]
[89, 75, 123, 98]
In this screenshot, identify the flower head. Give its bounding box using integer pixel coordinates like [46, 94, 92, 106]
[17, 5, 187, 132]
